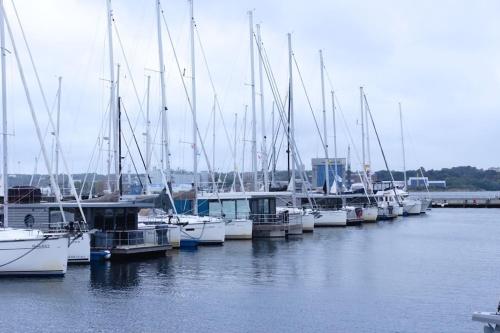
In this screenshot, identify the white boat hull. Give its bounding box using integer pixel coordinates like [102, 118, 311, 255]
[403, 200, 422, 215]
[302, 214, 314, 232]
[68, 232, 90, 264]
[394, 204, 404, 216]
[362, 206, 378, 222]
[180, 220, 225, 245]
[286, 213, 303, 235]
[167, 225, 181, 248]
[420, 198, 432, 212]
[0, 232, 68, 276]
[314, 210, 347, 227]
[225, 219, 253, 240]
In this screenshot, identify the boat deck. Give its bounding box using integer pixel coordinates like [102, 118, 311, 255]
[109, 244, 171, 257]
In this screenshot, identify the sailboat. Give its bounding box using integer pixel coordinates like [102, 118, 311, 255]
[145, 0, 225, 246]
[398, 102, 422, 216]
[0, 2, 69, 275]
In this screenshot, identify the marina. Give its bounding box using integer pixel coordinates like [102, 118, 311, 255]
[0, 208, 497, 332]
[0, 0, 496, 332]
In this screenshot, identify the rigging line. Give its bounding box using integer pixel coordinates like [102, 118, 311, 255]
[291, 54, 327, 151]
[267, 95, 287, 171]
[259, 39, 314, 195]
[322, 59, 374, 197]
[111, 21, 147, 126]
[333, 93, 373, 201]
[121, 100, 151, 185]
[80, 101, 111, 197]
[161, 9, 222, 209]
[256, 33, 316, 208]
[193, 23, 245, 191]
[4, 2, 68, 223]
[9, 0, 87, 225]
[363, 93, 400, 203]
[120, 119, 144, 190]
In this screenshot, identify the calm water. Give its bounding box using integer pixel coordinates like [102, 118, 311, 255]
[0, 208, 498, 332]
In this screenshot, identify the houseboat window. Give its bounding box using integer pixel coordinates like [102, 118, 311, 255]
[208, 201, 222, 217]
[222, 201, 236, 219]
[236, 200, 250, 218]
[24, 214, 35, 228]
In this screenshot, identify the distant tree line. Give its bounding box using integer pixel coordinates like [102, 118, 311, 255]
[374, 166, 500, 191]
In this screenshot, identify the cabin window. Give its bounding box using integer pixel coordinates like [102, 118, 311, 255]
[236, 200, 250, 219]
[222, 201, 236, 219]
[24, 214, 35, 228]
[208, 201, 222, 217]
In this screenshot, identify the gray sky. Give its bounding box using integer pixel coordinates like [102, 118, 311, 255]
[3, 0, 500, 176]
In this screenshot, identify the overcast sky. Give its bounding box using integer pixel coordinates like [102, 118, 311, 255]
[2, 0, 500, 176]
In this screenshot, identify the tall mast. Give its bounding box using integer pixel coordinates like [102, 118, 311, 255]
[189, 0, 198, 214]
[346, 145, 352, 189]
[242, 105, 247, 190]
[212, 95, 216, 182]
[232, 113, 237, 191]
[1, 0, 7, 226]
[116, 64, 121, 196]
[271, 101, 276, 186]
[106, 0, 118, 191]
[319, 49, 329, 194]
[331, 90, 338, 194]
[145, 75, 151, 195]
[360, 86, 365, 173]
[256, 24, 268, 192]
[287, 33, 295, 202]
[118, 95, 122, 196]
[399, 102, 407, 191]
[365, 97, 371, 173]
[55, 76, 61, 188]
[156, 0, 171, 186]
[248, 10, 257, 191]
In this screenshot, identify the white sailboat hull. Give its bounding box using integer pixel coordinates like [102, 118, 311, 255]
[225, 219, 253, 240]
[180, 219, 225, 245]
[394, 204, 404, 216]
[314, 210, 347, 227]
[0, 231, 68, 276]
[286, 213, 303, 235]
[403, 200, 422, 215]
[302, 214, 314, 232]
[68, 232, 90, 264]
[420, 198, 432, 212]
[362, 206, 378, 222]
[168, 225, 181, 248]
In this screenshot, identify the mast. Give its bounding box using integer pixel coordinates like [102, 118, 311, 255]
[399, 102, 407, 191]
[319, 49, 329, 194]
[232, 113, 237, 191]
[156, 0, 171, 186]
[0, 0, 7, 226]
[242, 105, 247, 190]
[118, 96, 122, 196]
[248, 10, 257, 191]
[346, 145, 352, 189]
[365, 96, 371, 174]
[55, 76, 61, 189]
[360, 86, 365, 172]
[331, 90, 338, 194]
[116, 63, 122, 196]
[106, 0, 118, 192]
[212, 95, 216, 184]
[287, 33, 296, 202]
[145, 75, 151, 195]
[271, 101, 276, 186]
[256, 24, 268, 192]
[189, 0, 198, 214]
